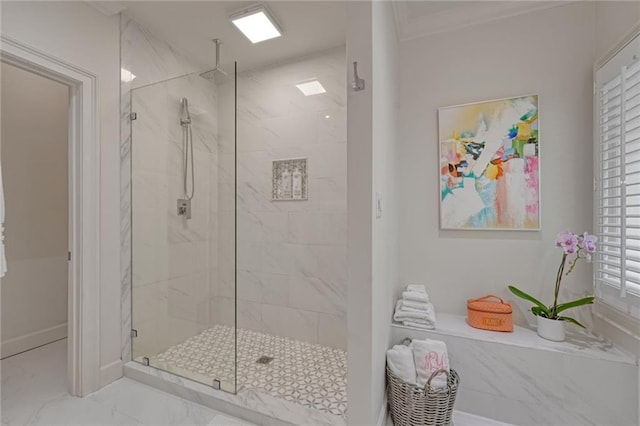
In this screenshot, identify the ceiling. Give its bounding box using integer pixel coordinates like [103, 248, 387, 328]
[115, 1, 347, 72]
[88, 1, 569, 71]
[392, 1, 571, 41]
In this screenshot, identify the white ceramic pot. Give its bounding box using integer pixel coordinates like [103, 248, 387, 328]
[536, 315, 565, 341]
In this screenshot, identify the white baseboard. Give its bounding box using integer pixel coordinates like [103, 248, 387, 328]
[376, 394, 388, 426]
[0, 323, 67, 358]
[100, 359, 123, 387]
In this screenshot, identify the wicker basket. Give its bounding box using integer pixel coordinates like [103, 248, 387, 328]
[386, 365, 460, 426]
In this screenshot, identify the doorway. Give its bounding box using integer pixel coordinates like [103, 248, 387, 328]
[0, 34, 102, 397]
[0, 61, 69, 360]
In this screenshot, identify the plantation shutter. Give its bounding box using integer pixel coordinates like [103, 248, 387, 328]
[595, 33, 640, 319]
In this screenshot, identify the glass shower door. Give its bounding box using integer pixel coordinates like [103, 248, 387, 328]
[130, 64, 237, 393]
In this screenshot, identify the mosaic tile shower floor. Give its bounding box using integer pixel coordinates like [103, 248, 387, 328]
[149, 325, 348, 418]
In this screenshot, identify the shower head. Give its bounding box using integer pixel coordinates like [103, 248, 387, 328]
[199, 38, 230, 83]
[180, 97, 191, 126]
[199, 68, 229, 81]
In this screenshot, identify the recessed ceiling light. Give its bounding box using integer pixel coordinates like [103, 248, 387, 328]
[230, 5, 282, 44]
[121, 68, 136, 82]
[296, 80, 326, 96]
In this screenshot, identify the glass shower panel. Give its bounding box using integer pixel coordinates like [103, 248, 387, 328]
[131, 64, 237, 393]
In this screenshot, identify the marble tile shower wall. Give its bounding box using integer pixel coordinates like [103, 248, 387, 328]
[121, 15, 220, 361]
[215, 47, 348, 350]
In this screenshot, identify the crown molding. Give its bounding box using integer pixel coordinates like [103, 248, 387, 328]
[392, 1, 575, 42]
[85, 1, 127, 16]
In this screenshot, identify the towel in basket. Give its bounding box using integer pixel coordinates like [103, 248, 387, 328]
[386, 364, 460, 426]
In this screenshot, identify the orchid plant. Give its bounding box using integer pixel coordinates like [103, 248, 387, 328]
[508, 231, 597, 328]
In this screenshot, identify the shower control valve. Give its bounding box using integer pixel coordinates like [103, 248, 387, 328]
[177, 198, 192, 219]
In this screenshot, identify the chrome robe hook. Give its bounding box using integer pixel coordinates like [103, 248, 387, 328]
[352, 61, 365, 91]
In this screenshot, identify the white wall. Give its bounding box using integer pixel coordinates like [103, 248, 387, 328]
[1, 1, 122, 388]
[346, 2, 374, 424]
[347, 1, 400, 424]
[0, 62, 69, 358]
[595, 1, 640, 60]
[371, 0, 400, 423]
[398, 3, 595, 326]
[391, 2, 640, 423]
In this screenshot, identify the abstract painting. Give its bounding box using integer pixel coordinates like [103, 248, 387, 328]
[439, 95, 539, 230]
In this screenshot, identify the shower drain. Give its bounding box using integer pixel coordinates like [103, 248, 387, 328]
[256, 356, 274, 365]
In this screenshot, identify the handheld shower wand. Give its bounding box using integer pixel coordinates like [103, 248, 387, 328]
[178, 97, 194, 219]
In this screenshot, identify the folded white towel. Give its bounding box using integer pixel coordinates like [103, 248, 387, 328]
[386, 344, 417, 385]
[402, 290, 429, 303]
[402, 317, 434, 325]
[411, 339, 450, 389]
[403, 320, 435, 330]
[406, 284, 427, 294]
[400, 299, 431, 311]
[394, 300, 437, 329]
[405, 317, 436, 329]
[399, 305, 431, 315]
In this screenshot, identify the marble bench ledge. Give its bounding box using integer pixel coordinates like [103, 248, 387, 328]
[392, 313, 637, 365]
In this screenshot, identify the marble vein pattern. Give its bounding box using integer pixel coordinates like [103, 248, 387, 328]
[146, 325, 348, 418]
[1, 339, 254, 426]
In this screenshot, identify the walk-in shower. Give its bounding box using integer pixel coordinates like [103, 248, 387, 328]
[129, 30, 347, 420]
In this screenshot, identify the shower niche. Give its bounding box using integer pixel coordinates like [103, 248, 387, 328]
[272, 157, 308, 201]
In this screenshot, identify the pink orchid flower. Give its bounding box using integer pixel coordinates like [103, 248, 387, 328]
[582, 232, 597, 253]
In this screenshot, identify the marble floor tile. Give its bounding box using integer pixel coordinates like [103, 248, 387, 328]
[146, 325, 348, 418]
[207, 414, 256, 426]
[451, 411, 513, 426]
[1, 339, 253, 426]
[385, 410, 513, 426]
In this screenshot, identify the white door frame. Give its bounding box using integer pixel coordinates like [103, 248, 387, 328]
[0, 34, 101, 397]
